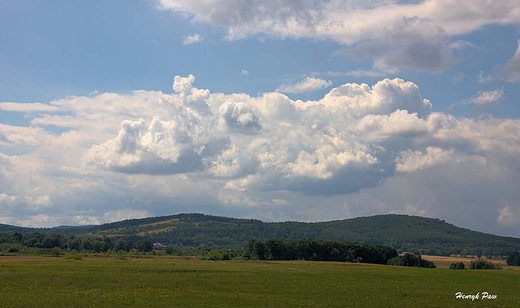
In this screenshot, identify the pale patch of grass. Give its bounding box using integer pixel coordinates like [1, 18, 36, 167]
[137, 226, 176, 236]
[140, 218, 179, 228]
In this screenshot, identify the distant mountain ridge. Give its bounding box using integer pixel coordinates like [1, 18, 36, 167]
[1, 213, 519, 256]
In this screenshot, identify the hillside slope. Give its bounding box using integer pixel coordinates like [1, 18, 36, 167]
[2, 213, 519, 256]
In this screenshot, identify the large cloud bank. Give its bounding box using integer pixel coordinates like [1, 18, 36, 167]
[1, 75, 520, 236]
[157, 0, 520, 73]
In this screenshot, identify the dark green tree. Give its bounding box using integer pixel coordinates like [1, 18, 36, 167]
[136, 238, 153, 252]
[506, 251, 520, 266]
[165, 246, 175, 255]
[249, 239, 270, 260]
[51, 246, 63, 257]
[13, 232, 23, 243]
[449, 262, 466, 269]
[387, 253, 436, 268]
[469, 258, 501, 269]
[115, 239, 129, 252]
[81, 239, 92, 251]
[66, 237, 82, 251]
[41, 234, 62, 249]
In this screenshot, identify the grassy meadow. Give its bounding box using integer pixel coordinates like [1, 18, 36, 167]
[1, 255, 519, 307]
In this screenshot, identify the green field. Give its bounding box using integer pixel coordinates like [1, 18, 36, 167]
[1, 256, 519, 307]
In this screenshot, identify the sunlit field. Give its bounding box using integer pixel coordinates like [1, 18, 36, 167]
[422, 255, 510, 269]
[1, 256, 519, 307]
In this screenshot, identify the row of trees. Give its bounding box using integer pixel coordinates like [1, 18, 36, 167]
[1, 232, 155, 253]
[448, 259, 502, 270]
[244, 239, 398, 264]
[3, 230, 520, 265]
[387, 253, 436, 268]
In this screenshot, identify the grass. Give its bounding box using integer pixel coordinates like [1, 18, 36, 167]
[1, 256, 519, 307]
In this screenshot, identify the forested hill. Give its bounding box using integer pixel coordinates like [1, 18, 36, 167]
[0, 224, 35, 233]
[2, 213, 520, 256]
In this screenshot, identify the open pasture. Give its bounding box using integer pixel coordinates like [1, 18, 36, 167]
[1, 256, 519, 307]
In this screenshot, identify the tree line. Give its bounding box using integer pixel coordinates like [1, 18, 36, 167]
[0, 232, 155, 253]
[244, 238, 398, 264]
[2, 230, 520, 267]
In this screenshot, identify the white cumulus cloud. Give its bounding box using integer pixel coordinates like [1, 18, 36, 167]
[469, 89, 504, 106]
[395, 147, 485, 173]
[182, 33, 203, 45]
[1, 74, 520, 236]
[276, 77, 332, 94]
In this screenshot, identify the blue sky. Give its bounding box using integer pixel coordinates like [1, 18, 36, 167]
[2, 0, 518, 111]
[1, 0, 520, 237]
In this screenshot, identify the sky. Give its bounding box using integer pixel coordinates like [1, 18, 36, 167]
[1, 0, 520, 237]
